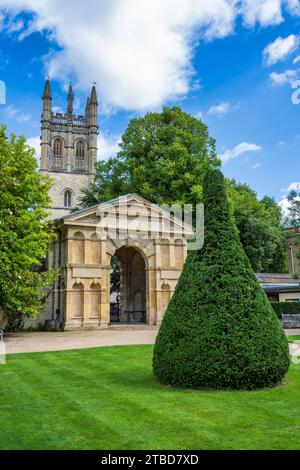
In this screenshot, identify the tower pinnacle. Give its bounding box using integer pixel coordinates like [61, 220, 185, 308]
[67, 84, 73, 118]
[88, 85, 98, 127]
[43, 79, 52, 100]
[42, 79, 52, 121]
[90, 85, 98, 105]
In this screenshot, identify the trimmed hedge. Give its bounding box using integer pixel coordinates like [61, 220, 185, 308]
[271, 301, 300, 319]
[153, 169, 290, 390]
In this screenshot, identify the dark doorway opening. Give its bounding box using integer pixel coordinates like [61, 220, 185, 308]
[110, 247, 146, 324]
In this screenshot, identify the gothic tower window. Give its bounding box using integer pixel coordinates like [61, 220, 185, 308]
[64, 190, 72, 208]
[75, 140, 85, 171]
[52, 138, 63, 169]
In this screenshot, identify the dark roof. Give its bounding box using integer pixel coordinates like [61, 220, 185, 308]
[262, 284, 300, 294]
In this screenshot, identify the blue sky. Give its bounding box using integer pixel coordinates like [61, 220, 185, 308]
[0, 0, 299, 209]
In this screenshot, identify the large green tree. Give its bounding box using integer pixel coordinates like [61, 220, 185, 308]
[153, 169, 289, 390]
[285, 188, 300, 228]
[79, 107, 287, 273]
[0, 127, 56, 324]
[227, 181, 287, 273]
[80, 106, 220, 207]
[285, 188, 300, 267]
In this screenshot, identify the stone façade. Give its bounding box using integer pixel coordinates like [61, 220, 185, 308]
[38, 194, 193, 331]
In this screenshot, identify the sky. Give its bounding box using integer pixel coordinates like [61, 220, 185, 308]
[0, 0, 299, 210]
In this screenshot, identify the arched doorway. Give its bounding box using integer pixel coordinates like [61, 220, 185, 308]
[110, 246, 147, 324]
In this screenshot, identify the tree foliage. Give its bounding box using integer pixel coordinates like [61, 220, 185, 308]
[283, 189, 300, 266]
[227, 181, 287, 273]
[153, 169, 289, 390]
[0, 127, 57, 321]
[285, 188, 300, 228]
[79, 106, 220, 208]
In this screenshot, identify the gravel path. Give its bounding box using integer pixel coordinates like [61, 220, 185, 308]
[285, 329, 300, 337]
[4, 326, 158, 354]
[3, 327, 300, 355]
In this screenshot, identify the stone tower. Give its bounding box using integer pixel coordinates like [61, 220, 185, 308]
[40, 80, 98, 219]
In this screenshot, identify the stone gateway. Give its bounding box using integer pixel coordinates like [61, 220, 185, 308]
[42, 194, 192, 330]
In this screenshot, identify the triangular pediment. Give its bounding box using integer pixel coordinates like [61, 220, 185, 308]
[56, 194, 194, 237]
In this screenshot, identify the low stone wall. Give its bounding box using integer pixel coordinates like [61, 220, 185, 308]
[282, 314, 300, 328]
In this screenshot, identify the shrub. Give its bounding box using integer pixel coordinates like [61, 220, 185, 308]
[5, 311, 24, 332]
[271, 301, 300, 319]
[153, 169, 290, 390]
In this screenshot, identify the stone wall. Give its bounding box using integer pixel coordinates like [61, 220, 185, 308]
[42, 171, 91, 220]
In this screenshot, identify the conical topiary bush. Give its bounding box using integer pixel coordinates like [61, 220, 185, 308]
[153, 169, 289, 390]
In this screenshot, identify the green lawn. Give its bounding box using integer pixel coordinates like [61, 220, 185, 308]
[1, 345, 300, 450]
[288, 335, 300, 343]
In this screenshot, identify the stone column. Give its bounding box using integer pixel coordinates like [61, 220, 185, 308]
[99, 267, 110, 328]
[84, 238, 91, 264]
[155, 277, 163, 327]
[169, 239, 175, 267]
[68, 238, 73, 264]
[64, 287, 74, 330]
[155, 241, 161, 268]
[100, 241, 106, 265]
[83, 281, 91, 328]
[147, 268, 156, 325]
[145, 268, 150, 325]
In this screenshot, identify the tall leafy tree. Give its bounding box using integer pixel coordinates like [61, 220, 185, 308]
[0, 127, 56, 324]
[80, 106, 220, 207]
[285, 189, 300, 228]
[153, 169, 289, 390]
[227, 181, 287, 273]
[285, 188, 300, 267]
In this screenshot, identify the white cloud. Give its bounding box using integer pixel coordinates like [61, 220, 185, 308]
[26, 136, 40, 161]
[0, 0, 237, 111]
[220, 142, 262, 164]
[269, 69, 298, 85]
[263, 34, 299, 66]
[5, 104, 31, 122]
[194, 110, 204, 120]
[279, 181, 300, 215]
[293, 55, 300, 64]
[0, 1, 299, 111]
[279, 197, 291, 215]
[283, 182, 300, 193]
[208, 102, 231, 116]
[197, 101, 239, 119]
[6, 18, 24, 33]
[286, 0, 300, 16]
[241, 0, 284, 27]
[252, 163, 261, 169]
[98, 132, 122, 161]
[52, 106, 63, 114]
